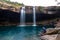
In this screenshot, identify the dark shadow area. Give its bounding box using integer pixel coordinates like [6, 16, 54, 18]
[0, 9, 20, 23]
[0, 9, 60, 23]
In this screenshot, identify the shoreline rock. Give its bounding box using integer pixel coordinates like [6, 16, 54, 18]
[40, 28, 60, 40]
[41, 34, 58, 40]
[44, 28, 60, 35]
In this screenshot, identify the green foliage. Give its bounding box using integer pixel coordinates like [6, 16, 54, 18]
[5, 0, 22, 5]
[39, 6, 44, 12]
[0, 0, 23, 6]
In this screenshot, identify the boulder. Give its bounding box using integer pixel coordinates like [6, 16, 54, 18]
[41, 34, 58, 40]
[56, 34, 60, 40]
[40, 28, 60, 40]
[44, 28, 60, 35]
[55, 22, 60, 28]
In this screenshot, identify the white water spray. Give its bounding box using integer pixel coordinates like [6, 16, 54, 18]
[33, 6, 36, 26]
[20, 6, 25, 26]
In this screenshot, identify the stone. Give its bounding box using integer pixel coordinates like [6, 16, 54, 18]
[41, 34, 58, 40]
[56, 34, 60, 40]
[44, 28, 60, 35]
[55, 22, 60, 28]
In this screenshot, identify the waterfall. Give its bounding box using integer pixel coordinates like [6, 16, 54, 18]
[33, 6, 36, 26]
[20, 6, 36, 26]
[20, 6, 25, 26]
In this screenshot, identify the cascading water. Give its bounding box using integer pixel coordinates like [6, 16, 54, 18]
[20, 6, 25, 26]
[33, 6, 36, 26]
[20, 6, 36, 26]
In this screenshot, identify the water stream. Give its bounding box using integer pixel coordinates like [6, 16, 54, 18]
[33, 6, 36, 26]
[20, 6, 25, 26]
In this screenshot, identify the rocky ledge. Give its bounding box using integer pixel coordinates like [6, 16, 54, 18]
[41, 28, 60, 40]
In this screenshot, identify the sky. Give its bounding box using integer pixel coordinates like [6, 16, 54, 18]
[10, 0, 60, 6]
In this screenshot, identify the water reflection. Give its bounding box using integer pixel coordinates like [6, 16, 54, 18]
[0, 26, 52, 40]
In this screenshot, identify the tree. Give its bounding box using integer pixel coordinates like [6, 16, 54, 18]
[6, 0, 10, 1]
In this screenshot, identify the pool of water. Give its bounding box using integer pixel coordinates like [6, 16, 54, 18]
[0, 25, 55, 40]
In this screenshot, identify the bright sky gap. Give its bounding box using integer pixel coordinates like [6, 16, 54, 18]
[10, 0, 60, 6]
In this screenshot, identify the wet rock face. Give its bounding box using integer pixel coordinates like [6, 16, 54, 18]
[20, 6, 41, 14]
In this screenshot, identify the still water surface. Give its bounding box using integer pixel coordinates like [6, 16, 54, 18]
[0, 25, 54, 40]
